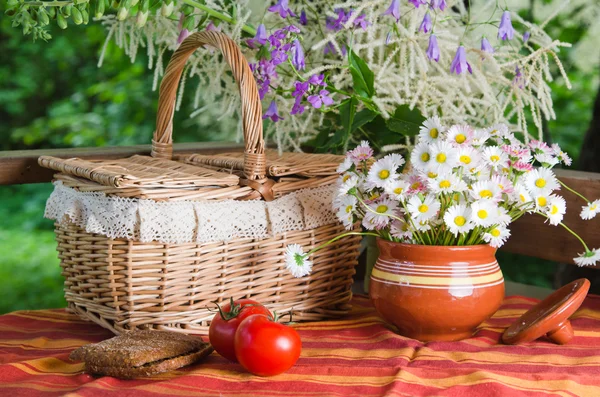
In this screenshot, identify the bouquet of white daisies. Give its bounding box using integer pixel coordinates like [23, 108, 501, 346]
[285, 117, 600, 278]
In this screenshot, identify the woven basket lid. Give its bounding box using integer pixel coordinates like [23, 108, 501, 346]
[38, 31, 343, 202]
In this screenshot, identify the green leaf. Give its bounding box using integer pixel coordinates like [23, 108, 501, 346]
[340, 97, 358, 137]
[384, 105, 426, 137]
[351, 108, 377, 132]
[348, 49, 375, 98]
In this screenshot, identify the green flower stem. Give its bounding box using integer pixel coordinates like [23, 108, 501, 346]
[306, 231, 380, 255]
[558, 179, 590, 204]
[180, 0, 257, 36]
[534, 211, 590, 252]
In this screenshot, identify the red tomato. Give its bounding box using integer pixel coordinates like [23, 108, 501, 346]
[208, 299, 272, 362]
[234, 314, 302, 377]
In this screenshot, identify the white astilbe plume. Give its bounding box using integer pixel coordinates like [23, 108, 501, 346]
[97, 0, 575, 150]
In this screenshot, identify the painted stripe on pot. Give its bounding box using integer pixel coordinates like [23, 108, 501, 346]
[371, 267, 504, 287]
[371, 274, 505, 289]
[372, 269, 500, 278]
[377, 258, 499, 269]
[375, 262, 499, 275]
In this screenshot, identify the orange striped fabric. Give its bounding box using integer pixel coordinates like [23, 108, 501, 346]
[1, 295, 600, 397]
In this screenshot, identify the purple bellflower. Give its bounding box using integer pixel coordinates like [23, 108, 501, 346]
[291, 97, 305, 115]
[383, 0, 401, 22]
[481, 37, 494, 54]
[426, 34, 440, 62]
[307, 90, 334, 109]
[300, 10, 308, 25]
[263, 101, 283, 122]
[498, 11, 515, 40]
[386, 32, 392, 45]
[291, 40, 306, 70]
[513, 66, 524, 88]
[431, 0, 446, 11]
[409, 0, 427, 7]
[419, 13, 432, 33]
[523, 31, 531, 43]
[177, 29, 190, 44]
[327, 8, 351, 31]
[268, 0, 296, 18]
[354, 14, 371, 30]
[177, 13, 189, 44]
[246, 23, 268, 48]
[450, 45, 472, 75]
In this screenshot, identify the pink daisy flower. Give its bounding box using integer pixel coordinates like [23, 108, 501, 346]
[512, 161, 533, 172]
[348, 140, 374, 165]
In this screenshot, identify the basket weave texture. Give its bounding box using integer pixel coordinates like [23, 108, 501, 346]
[39, 31, 360, 334]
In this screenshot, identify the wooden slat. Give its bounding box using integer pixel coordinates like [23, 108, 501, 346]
[0, 142, 243, 185]
[501, 169, 600, 267]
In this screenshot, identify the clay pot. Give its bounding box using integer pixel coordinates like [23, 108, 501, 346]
[369, 239, 504, 342]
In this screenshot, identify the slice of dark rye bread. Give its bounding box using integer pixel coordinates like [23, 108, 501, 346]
[70, 330, 214, 379]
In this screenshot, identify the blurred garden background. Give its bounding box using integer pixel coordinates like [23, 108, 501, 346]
[1, 0, 599, 313]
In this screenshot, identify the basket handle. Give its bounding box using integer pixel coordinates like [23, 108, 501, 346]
[152, 31, 266, 182]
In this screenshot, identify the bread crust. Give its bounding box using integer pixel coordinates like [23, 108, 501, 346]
[70, 330, 213, 379]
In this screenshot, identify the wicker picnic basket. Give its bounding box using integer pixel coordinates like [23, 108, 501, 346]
[38, 31, 360, 335]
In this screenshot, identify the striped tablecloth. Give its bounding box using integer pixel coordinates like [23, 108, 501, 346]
[1, 295, 600, 397]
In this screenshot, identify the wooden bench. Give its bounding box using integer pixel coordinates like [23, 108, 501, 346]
[2, 144, 599, 300]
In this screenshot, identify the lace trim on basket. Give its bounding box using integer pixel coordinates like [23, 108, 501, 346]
[44, 181, 338, 244]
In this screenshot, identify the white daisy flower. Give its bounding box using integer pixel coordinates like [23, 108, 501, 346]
[410, 141, 433, 171]
[491, 174, 514, 195]
[415, 219, 433, 232]
[363, 198, 398, 230]
[471, 129, 490, 146]
[545, 195, 566, 226]
[335, 195, 357, 229]
[446, 124, 473, 146]
[525, 168, 559, 196]
[581, 199, 600, 220]
[470, 200, 499, 227]
[385, 179, 409, 200]
[496, 206, 512, 225]
[513, 183, 533, 207]
[483, 146, 509, 170]
[418, 116, 445, 144]
[449, 192, 468, 205]
[456, 146, 480, 169]
[470, 180, 502, 201]
[534, 193, 550, 210]
[483, 225, 511, 248]
[284, 244, 313, 278]
[407, 194, 440, 222]
[367, 156, 398, 189]
[390, 219, 412, 240]
[338, 173, 359, 195]
[385, 153, 405, 168]
[487, 123, 510, 140]
[574, 249, 600, 267]
[429, 140, 458, 174]
[443, 204, 474, 236]
[551, 143, 572, 166]
[337, 157, 354, 173]
[428, 173, 468, 194]
[534, 153, 559, 167]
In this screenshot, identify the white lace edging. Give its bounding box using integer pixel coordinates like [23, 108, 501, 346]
[44, 181, 338, 244]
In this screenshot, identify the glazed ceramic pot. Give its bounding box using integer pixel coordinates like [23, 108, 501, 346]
[369, 239, 504, 342]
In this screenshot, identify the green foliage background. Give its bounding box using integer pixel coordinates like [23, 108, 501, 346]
[0, 5, 598, 313]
